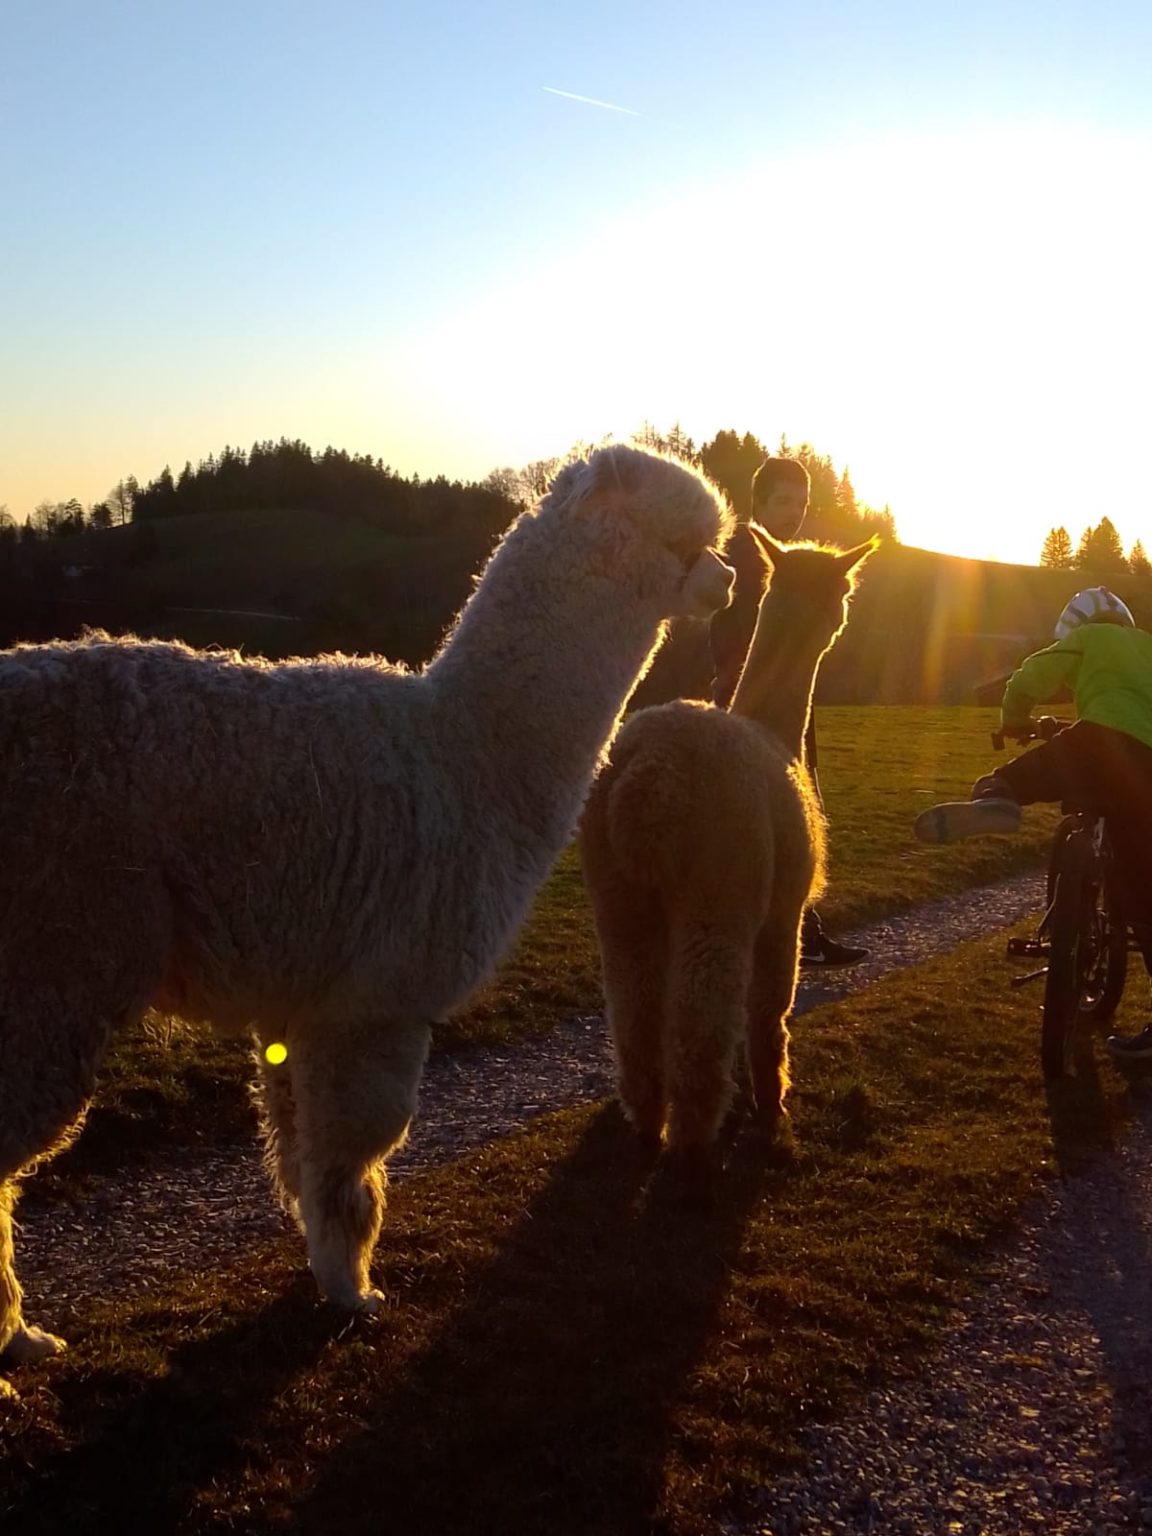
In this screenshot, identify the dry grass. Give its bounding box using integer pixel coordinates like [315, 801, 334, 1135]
[4, 921, 1145, 1535]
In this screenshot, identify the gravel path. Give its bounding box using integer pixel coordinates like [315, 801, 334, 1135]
[16, 869, 1046, 1318]
[736, 1103, 1152, 1536]
[32, 865, 1152, 1533]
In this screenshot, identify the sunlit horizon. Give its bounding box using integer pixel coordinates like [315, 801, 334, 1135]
[5, 4, 1152, 570]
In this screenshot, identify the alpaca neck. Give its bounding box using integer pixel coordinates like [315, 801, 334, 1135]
[424, 508, 665, 856]
[728, 602, 835, 758]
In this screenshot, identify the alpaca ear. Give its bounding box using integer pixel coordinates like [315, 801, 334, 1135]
[836, 536, 880, 574]
[747, 522, 785, 566]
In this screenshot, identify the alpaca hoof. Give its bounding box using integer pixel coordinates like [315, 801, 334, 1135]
[352, 1288, 385, 1315]
[4, 1323, 67, 1364]
[317, 1276, 386, 1314]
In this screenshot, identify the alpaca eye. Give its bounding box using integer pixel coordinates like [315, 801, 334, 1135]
[667, 541, 700, 574]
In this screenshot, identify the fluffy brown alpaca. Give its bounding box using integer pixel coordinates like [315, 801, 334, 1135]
[581, 529, 875, 1163]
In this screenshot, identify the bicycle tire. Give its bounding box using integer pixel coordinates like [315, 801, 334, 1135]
[1078, 870, 1129, 1021]
[1041, 829, 1091, 1079]
[1045, 815, 1080, 911]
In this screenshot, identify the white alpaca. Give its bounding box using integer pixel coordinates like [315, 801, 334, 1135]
[0, 445, 733, 1390]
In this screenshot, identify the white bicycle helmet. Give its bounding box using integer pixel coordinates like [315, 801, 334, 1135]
[1054, 585, 1135, 641]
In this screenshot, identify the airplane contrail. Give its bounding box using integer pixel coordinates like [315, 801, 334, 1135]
[542, 86, 639, 116]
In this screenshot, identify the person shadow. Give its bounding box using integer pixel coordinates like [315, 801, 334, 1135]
[1042, 1028, 1152, 1478]
[296, 1102, 777, 1536]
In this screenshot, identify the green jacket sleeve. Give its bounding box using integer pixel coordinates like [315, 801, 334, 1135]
[1001, 640, 1081, 727]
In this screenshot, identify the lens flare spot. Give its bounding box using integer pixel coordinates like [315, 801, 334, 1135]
[264, 1042, 288, 1066]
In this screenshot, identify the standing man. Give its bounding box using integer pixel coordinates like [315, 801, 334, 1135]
[710, 455, 869, 967]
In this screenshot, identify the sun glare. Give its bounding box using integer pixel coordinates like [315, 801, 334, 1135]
[407, 128, 1152, 565]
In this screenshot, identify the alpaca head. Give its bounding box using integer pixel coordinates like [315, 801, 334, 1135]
[746, 527, 878, 657]
[726, 529, 877, 729]
[543, 445, 735, 620]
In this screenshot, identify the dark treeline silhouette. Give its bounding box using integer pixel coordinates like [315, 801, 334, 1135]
[1040, 518, 1151, 575]
[131, 438, 516, 543]
[483, 424, 897, 550]
[9, 439, 517, 549]
[685, 424, 896, 546]
[12, 426, 893, 554]
[1, 425, 901, 682]
[0, 438, 521, 661]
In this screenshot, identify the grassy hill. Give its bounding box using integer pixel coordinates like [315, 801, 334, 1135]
[644, 540, 1152, 706]
[3, 506, 499, 664]
[9, 508, 1150, 700]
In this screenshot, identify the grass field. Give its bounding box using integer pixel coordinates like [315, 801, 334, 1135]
[5, 702, 1110, 1531]
[38, 703, 1063, 1182]
[453, 703, 1065, 1050]
[4, 923, 1145, 1534]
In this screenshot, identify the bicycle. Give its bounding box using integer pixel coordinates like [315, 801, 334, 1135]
[996, 717, 1133, 1079]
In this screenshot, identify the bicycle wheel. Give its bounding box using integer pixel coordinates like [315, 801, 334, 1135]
[1077, 871, 1128, 1021]
[1045, 815, 1080, 912]
[1041, 829, 1091, 1080]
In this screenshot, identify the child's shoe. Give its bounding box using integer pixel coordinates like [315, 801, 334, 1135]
[914, 776, 1021, 844]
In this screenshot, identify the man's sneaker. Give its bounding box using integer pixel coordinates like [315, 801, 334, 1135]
[800, 934, 870, 968]
[1106, 1025, 1152, 1063]
[914, 798, 1021, 845]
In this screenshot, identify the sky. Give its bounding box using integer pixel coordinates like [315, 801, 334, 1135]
[4, 0, 1152, 565]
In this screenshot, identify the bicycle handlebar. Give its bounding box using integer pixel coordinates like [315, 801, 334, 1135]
[991, 715, 1064, 752]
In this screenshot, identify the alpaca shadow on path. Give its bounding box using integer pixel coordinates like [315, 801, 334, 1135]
[3, 1275, 336, 1536]
[297, 1103, 777, 1536]
[1043, 1030, 1152, 1477]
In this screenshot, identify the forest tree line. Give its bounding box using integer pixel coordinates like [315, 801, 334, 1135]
[0, 425, 896, 562]
[486, 424, 897, 549]
[13, 433, 1151, 582]
[0, 428, 894, 661]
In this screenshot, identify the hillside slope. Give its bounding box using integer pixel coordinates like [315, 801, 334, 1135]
[642, 541, 1152, 705]
[7, 512, 1149, 701]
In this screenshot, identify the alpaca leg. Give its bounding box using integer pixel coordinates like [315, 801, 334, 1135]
[590, 879, 669, 1144]
[664, 921, 754, 1161]
[747, 916, 803, 1136]
[251, 1041, 302, 1228]
[0, 1002, 120, 1370]
[293, 1018, 431, 1311]
[0, 1180, 65, 1391]
[0, 880, 170, 1376]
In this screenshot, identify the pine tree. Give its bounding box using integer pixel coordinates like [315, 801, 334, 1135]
[1130, 539, 1151, 577]
[698, 429, 767, 520]
[1094, 516, 1128, 571]
[1040, 526, 1074, 568]
[663, 421, 697, 463]
[1075, 516, 1128, 573]
[835, 468, 858, 522]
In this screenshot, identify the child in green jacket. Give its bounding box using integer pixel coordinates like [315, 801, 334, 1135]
[916, 586, 1152, 1058]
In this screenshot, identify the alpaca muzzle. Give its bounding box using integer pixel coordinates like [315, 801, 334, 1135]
[677, 548, 735, 619]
